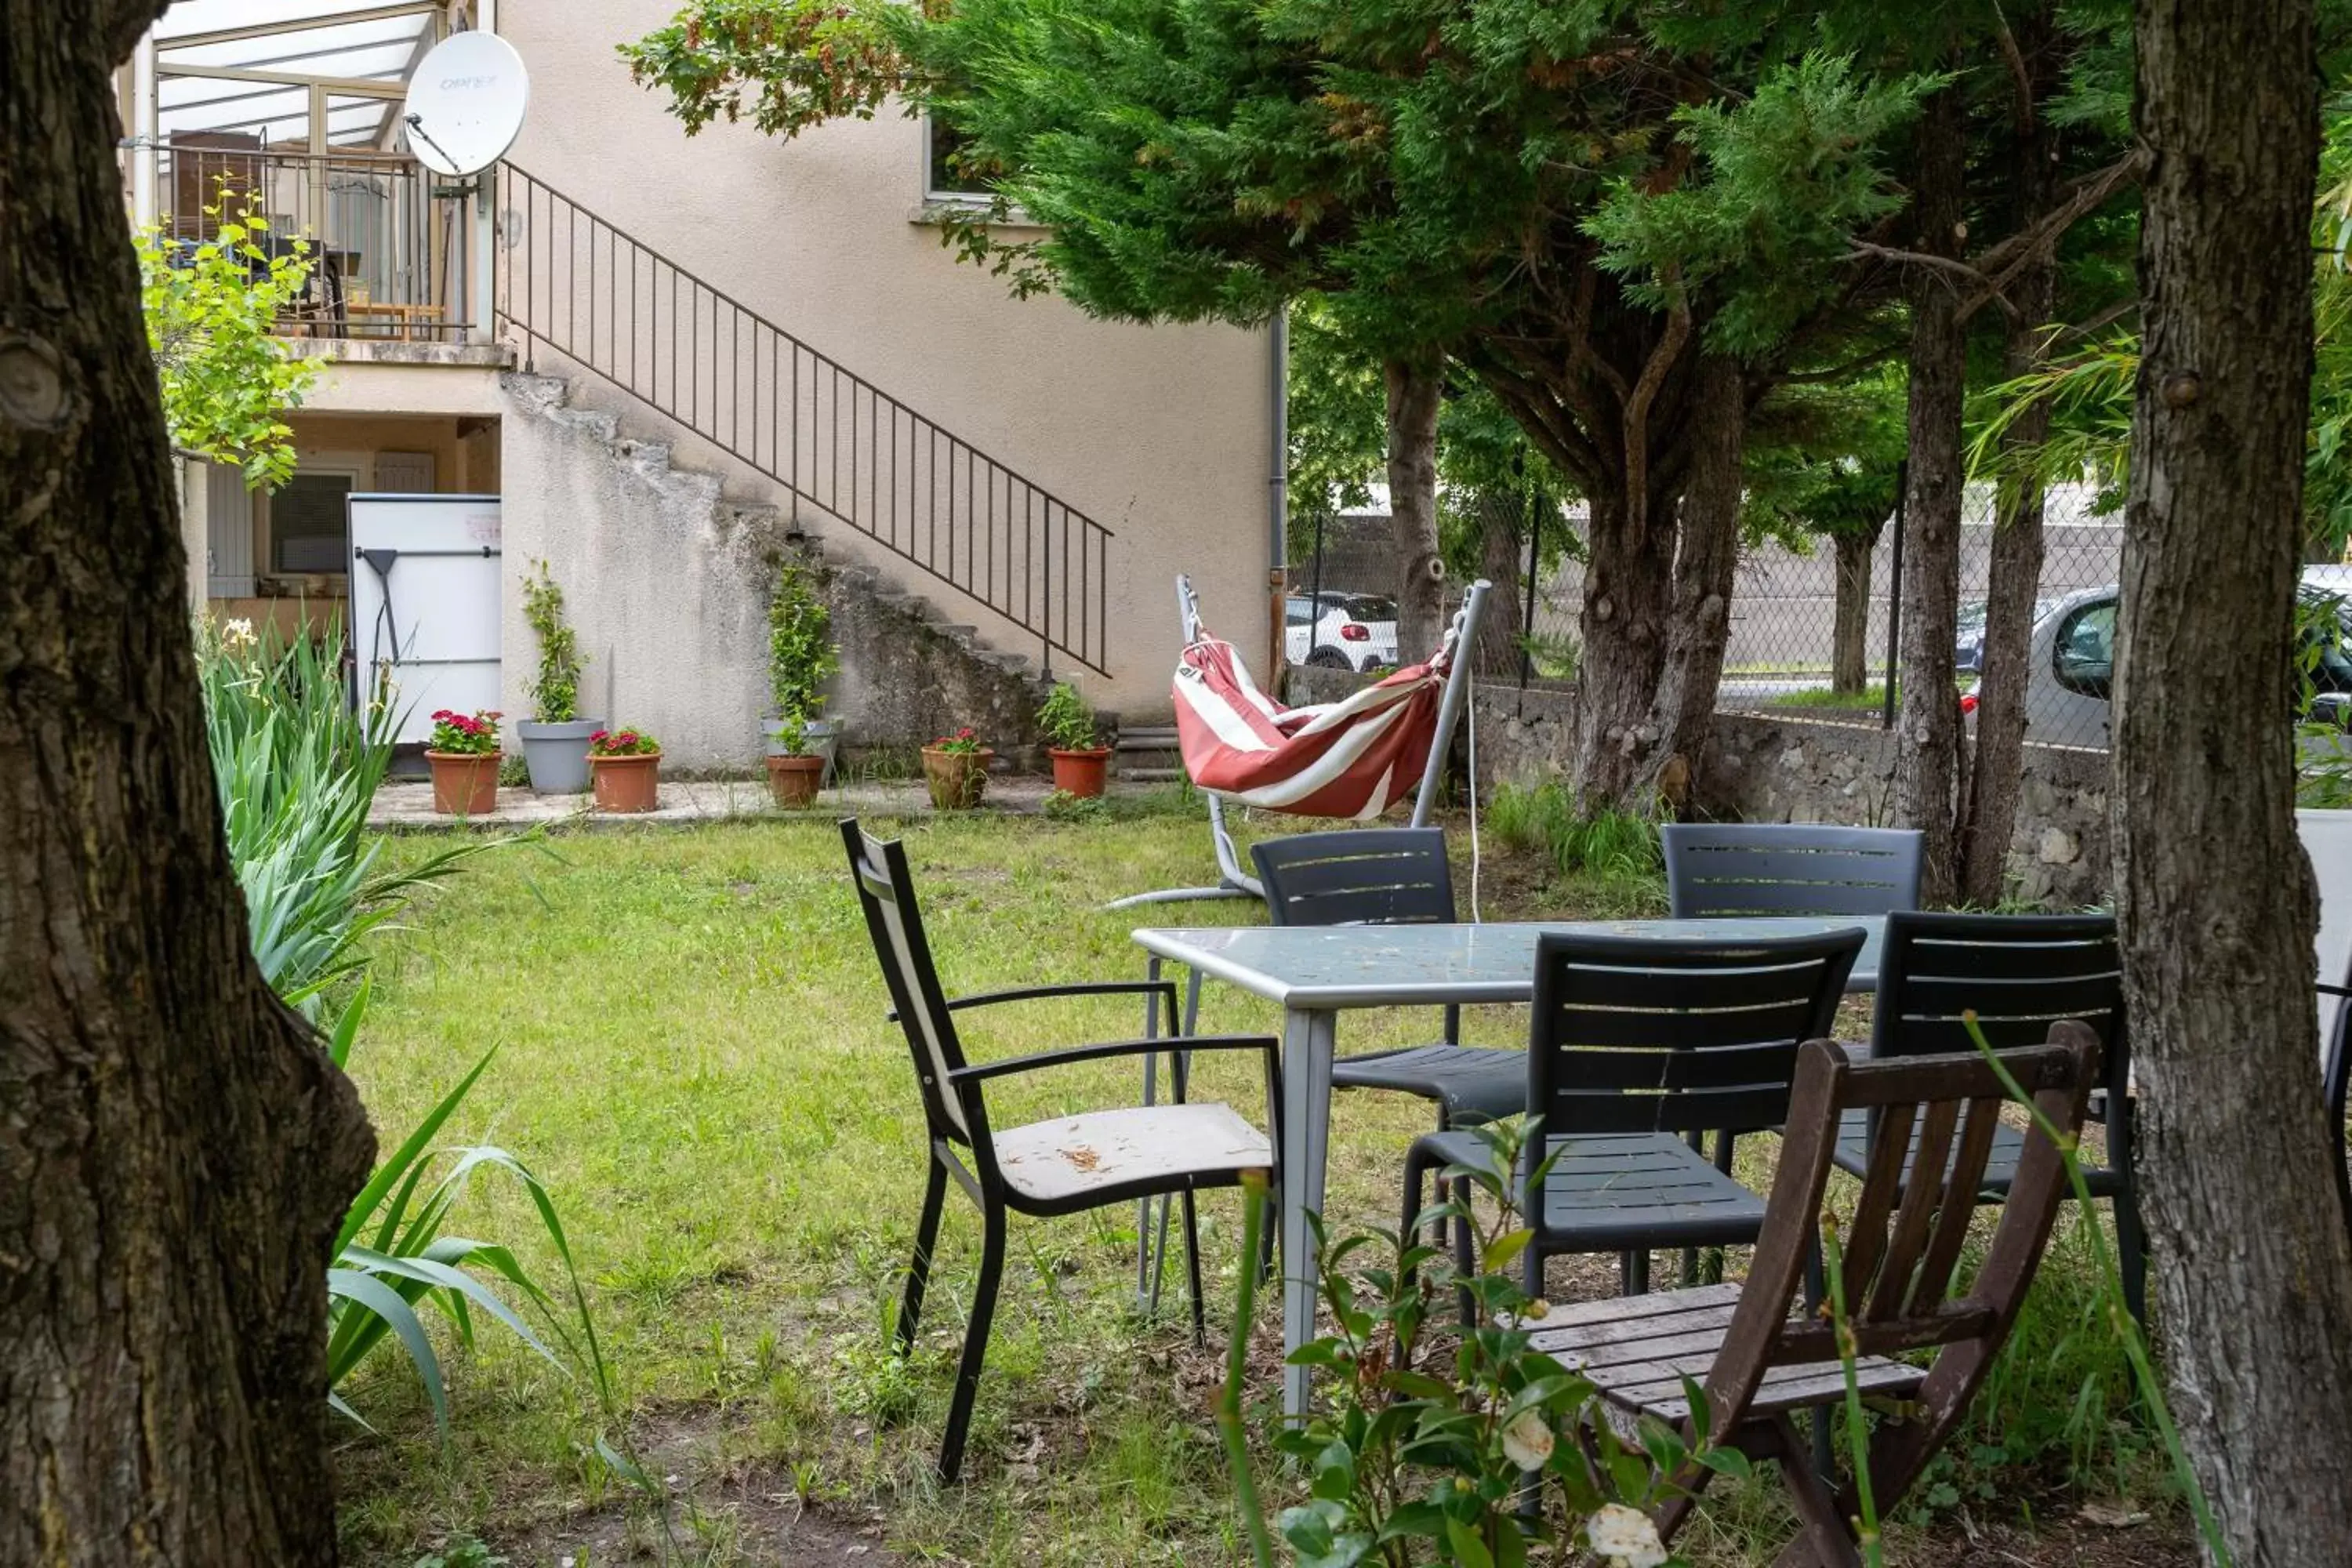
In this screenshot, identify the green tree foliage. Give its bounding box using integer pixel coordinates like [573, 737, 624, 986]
[134, 201, 317, 490]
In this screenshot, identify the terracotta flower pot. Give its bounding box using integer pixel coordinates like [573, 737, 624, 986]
[765, 752, 825, 809]
[920, 746, 993, 810]
[425, 750, 500, 815]
[590, 751, 662, 813]
[1048, 746, 1112, 799]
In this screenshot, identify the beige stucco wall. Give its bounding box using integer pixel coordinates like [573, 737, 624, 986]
[495, 0, 1276, 717]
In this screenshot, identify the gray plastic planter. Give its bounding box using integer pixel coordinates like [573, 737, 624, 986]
[517, 717, 606, 794]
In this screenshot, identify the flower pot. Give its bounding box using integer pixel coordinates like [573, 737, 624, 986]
[425, 750, 500, 816]
[763, 717, 844, 786]
[1049, 746, 1112, 799]
[765, 753, 825, 809]
[920, 746, 994, 810]
[517, 717, 607, 794]
[589, 751, 662, 813]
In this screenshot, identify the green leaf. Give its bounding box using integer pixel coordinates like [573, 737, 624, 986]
[1445, 1519, 1496, 1568]
[327, 1267, 448, 1434]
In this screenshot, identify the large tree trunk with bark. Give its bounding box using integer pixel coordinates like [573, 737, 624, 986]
[1384, 359, 1446, 663]
[1829, 525, 1883, 696]
[1573, 481, 1675, 811]
[1642, 354, 1748, 811]
[1469, 488, 1526, 677]
[1893, 84, 1971, 906]
[1955, 312, 2053, 906]
[2118, 0, 2352, 1561]
[0, 6, 376, 1564]
[1956, 20, 2063, 909]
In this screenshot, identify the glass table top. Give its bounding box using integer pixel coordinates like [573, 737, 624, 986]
[1132, 917, 1884, 1008]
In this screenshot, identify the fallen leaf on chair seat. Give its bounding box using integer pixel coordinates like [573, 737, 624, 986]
[2078, 1502, 2150, 1530]
[1059, 1146, 1102, 1171]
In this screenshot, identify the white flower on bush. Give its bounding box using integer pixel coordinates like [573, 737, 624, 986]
[1499, 1407, 1554, 1470]
[222, 616, 257, 648]
[1588, 1503, 1668, 1568]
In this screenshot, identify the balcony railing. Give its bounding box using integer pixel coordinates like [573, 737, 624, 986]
[156, 145, 476, 341]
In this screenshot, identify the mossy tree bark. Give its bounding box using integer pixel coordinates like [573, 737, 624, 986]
[0, 6, 376, 1563]
[2118, 0, 2352, 1561]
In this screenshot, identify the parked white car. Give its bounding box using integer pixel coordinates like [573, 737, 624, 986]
[1284, 590, 1399, 672]
[2017, 571, 2352, 746]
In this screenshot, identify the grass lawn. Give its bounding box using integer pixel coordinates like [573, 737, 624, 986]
[336, 804, 2176, 1566]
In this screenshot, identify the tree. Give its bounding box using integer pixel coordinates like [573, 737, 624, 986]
[134, 201, 318, 490]
[2116, 0, 2352, 1559]
[626, 2, 1935, 800]
[0, 5, 375, 1561]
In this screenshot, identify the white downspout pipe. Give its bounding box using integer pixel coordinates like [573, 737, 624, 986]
[1265, 304, 1288, 684]
[467, 0, 499, 345]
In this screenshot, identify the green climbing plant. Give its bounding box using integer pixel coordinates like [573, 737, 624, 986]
[768, 561, 840, 754]
[521, 561, 589, 724]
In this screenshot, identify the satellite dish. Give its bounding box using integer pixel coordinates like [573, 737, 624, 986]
[401, 31, 530, 177]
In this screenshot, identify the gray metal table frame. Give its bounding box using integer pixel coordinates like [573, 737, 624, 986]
[1130, 916, 1885, 1418]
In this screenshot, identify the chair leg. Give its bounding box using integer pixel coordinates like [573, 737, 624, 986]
[2114, 1185, 2150, 1327]
[897, 1159, 949, 1356]
[1456, 1178, 1479, 1327]
[1181, 1188, 1208, 1348]
[1621, 1249, 1650, 1295]
[938, 1201, 1007, 1484]
[1766, 1415, 1865, 1568]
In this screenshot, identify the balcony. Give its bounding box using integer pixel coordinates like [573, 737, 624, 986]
[158, 143, 478, 342]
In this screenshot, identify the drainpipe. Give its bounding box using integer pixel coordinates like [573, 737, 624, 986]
[130, 30, 158, 228]
[466, 0, 499, 346]
[1265, 305, 1289, 688]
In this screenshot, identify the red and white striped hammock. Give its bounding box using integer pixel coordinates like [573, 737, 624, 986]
[1172, 628, 1456, 820]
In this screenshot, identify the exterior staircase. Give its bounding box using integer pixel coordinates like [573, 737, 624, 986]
[502, 372, 1056, 767]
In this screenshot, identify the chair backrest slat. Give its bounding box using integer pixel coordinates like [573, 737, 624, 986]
[1528, 930, 1862, 1139]
[1864, 1097, 1962, 1320]
[840, 819, 976, 1144]
[1696, 1026, 2099, 1507]
[1250, 829, 1457, 927]
[1661, 824, 1924, 920]
[1910, 1097, 2006, 1310]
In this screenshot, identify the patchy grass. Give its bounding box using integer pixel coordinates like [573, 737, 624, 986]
[336, 807, 2174, 1566]
[1772, 682, 1893, 710]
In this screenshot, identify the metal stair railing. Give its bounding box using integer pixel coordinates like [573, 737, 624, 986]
[491, 163, 1110, 676]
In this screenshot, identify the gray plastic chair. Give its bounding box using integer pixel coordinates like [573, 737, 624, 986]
[1251, 829, 1524, 1126]
[1403, 927, 1865, 1301]
[1829, 911, 2143, 1320]
[1662, 824, 1925, 919]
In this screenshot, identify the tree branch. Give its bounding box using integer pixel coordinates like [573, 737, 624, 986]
[1846, 241, 2022, 321]
[1958, 148, 2154, 324]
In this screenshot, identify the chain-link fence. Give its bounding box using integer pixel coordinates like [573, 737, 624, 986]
[1287, 483, 2124, 750]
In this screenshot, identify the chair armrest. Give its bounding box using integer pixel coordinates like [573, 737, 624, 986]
[891, 980, 1179, 1029]
[949, 1033, 1276, 1084]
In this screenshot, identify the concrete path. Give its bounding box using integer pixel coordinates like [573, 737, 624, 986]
[368, 774, 1173, 829]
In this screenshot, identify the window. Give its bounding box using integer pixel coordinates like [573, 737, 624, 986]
[270, 470, 354, 573]
[924, 113, 992, 201]
[2053, 599, 2115, 698]
[1285, 597, 1319, 628]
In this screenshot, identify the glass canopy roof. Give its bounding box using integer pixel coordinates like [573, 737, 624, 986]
[153, 1, 457, 151]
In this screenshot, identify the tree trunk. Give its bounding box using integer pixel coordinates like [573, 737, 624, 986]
[2119, 0, 2352, 1561]
[1642, 354, 1748, 811]
[1955, 305, 2054, 907]
[1893, 83, 1970, 906]
[1470, 488, 1526, 677]
[0, 6, 376, 1564]
[1571, 477, 1675, 812]
[1829, 526, 1882, 695]
[1384, 358, 1446, 663]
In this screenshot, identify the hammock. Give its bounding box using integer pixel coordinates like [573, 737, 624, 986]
[1173, 630, 1455, 821]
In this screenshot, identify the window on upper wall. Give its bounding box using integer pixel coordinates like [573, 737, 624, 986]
[270, 470, 356, 574]
[924, 113, 993, 202]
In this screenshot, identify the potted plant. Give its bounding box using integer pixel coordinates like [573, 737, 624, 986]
[515, 561, 605, 794]
[763, 563, 843, 789]
[765, 712, 826, 808]
[587, 727, 662, 813]
[1039, 681, 1112, 799]
[424, 708, 503, 815]
[920, 727, 993, 810]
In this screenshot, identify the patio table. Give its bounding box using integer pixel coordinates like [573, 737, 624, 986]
[1131, 916, 1886, 1417]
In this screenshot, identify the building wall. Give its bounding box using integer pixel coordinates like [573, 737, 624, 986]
[495, 0, 1276, 717]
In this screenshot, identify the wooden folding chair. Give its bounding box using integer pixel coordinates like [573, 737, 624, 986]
[1523, 1025, 2100, 1567]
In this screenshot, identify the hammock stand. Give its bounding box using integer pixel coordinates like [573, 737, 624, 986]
[1106, 574, 1491, 910]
